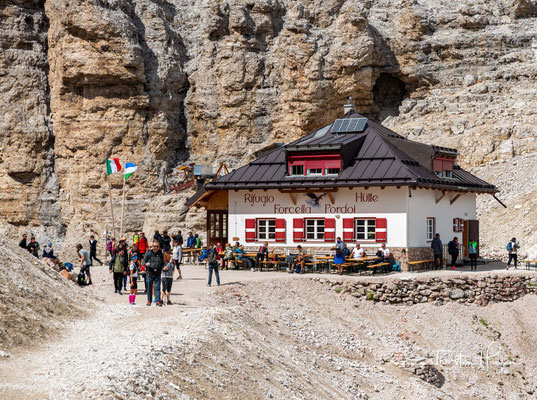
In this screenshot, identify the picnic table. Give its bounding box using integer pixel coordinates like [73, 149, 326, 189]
[523, 260, 537, 270]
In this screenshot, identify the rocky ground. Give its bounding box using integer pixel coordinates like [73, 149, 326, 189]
[1, 252, 537, 399]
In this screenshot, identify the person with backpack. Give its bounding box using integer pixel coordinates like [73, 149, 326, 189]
[506, 237, 520, 270]
[143, 240, 165, 306]
[161, 252, 175, 304]
[133, 232, 139, 246]
[110, 247, 127, 294]
[117, 238, 129, 291]
[468, 240, 478, 271]
[129, 255, 139, 305]
[431, 233, 443, 270]
[207, 244, 220, 287]
[255, 242, 269, 271]
[88, 235, 103, 266]
[76, 244, 92, 285]
[447, 237, 459, 270]
[174, 231, 184, 246]
[106, 236, 113, 257]
[172, 239, 182, 280]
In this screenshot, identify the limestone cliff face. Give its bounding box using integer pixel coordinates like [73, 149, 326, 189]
[1, 0, 536, 256]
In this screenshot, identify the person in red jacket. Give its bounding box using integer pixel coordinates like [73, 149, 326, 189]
[137, 232, 149, 258]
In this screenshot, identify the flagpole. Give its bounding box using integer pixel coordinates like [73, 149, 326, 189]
[120, 156, 127, 239]
[106, 172, 117, 242]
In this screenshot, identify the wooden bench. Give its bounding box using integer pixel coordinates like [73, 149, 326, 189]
[332, 263, 353, 275]
[408, 259, 433, 272]
[305, 261, 328, 273]
[523, 260, 537, 270]
[367, 262, 390, 274]
[259, 260, 283, 271]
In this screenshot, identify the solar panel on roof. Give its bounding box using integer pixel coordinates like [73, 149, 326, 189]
[331, 118, 367, 134]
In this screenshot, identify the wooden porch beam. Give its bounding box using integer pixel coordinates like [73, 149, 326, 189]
[449, 194, 462, 205]
[289, 192, 297, 205]
[327, 192, 335, 205]
[435, 191, 446, 204]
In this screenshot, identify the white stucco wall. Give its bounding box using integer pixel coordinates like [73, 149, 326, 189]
[406, 188, 477, 248]
[228, 187, 408, 248]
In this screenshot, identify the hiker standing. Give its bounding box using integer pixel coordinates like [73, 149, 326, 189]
[89, 235, 103, 266]
[186, 232, 195, 248]
[333, 237, 345, 266]
[161, 252, 175, 304]
[19, 234, 28, 249]
[468, 240, 478, 271]
[506, 237, 520, 270]
[172, 239, 182, 280]
[143, 240, 164, 306]
[106, 236, 113, 257]
[255, 242, 269, 270]
[161, 231, 172, 253]
[207, 244, 220, 287]
[27, 236, 40, 258]
[153, 230, 163, 248]
[194, 234, 202, 248]
[431, 233, 443, 270]
[175, 231, 183, 247]
[117, 238, 129, 291]
[447, 237, 459, 270]
[110, 248, 127, 294]
[76, 244, 92, 285]
[129, 255, 139, 305]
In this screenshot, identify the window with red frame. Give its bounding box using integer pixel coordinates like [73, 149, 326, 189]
[288, 155, 342, 176]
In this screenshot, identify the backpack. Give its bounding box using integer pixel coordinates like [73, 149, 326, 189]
[506, 242, 512, 251]
[77, 272, 87, 286]
[208, 249, 217, 264]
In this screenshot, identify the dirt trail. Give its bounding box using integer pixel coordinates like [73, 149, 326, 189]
[1, 263, 537, 399]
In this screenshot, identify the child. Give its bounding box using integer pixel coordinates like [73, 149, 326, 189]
[129, 256, 139, 305]
[172, 239, 182, 280]
[215, 242, 224, 269]
[161, 252, 175, 305]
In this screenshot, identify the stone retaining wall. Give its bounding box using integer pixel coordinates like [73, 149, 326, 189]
[322, 274, 537, 306]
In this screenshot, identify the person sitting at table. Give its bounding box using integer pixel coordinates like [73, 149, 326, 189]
[291, 245, 305, 274]
[375, 243, 393, 273]
[343, 243, 351, 257]
[256, 242, 269, 270]
[333, 237, 346, 266]
[351, 244, 365, 259]
[234, 245, 254, 270]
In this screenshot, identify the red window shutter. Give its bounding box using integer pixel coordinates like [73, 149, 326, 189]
[306, 160, 323, 169]
[375, 218, 387, 242]
[443, 160, 454, 171]
[433, 158, 443, 172]
[342, 218, 354, 242]
[293, 218, 304, 241]
[324, 218, 336, 242]
[275, 219, 286, 242]
[324, 159, 341, 169]
[245, 219, 256, 242]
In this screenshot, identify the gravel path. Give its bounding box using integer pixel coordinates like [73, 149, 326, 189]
[1, 262, 537, 399]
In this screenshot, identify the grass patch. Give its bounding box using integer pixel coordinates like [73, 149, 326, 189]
[479, 317, 489, 327]
[527, 283, 537, 288]
[334, 288, 342, 293]
[366, 291, 375, 301]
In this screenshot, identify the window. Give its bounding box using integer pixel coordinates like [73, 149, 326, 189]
[288, 155, 342, 177]
[290, 165, 304, 176]
[426, 217, 435, 241]
[433, 157, 455, 178]
[257, 219, 276, 240]
[307, 168, 322, 175]
[325, 167, 340, 175]
[453, 218, 463, 232]
[355, 219, 376, 240]
[305, 219, 325, 240]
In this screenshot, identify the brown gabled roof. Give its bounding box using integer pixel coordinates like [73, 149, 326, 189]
[205, 113, 497, 193]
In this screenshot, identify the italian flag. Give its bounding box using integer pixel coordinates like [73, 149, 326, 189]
[106, 158, 121, 175]
[124, 162, 138, 180]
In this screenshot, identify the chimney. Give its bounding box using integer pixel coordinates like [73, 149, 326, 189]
[343, 96, 355, 115]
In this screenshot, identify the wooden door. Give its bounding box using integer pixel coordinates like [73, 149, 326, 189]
[207, 211, 228, 246]
[467, 219, 479, 257]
